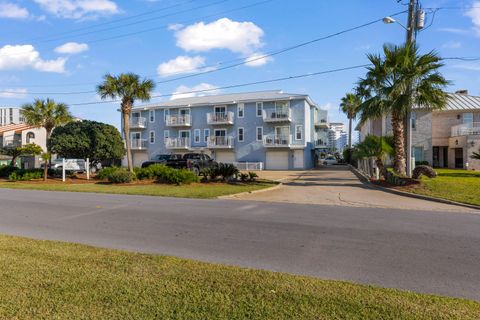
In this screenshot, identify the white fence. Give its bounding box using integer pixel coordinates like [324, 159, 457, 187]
[356, 158, 378, 179]
[233, 162, 264, 171]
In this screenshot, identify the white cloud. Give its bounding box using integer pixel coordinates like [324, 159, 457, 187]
[0, 45, 66, 73]
[167, 23, 183, 31]
[0, 88, 27, 98]
[175, 18, 264, 54]
[0, 2, 29, 19]
[442, 41, 462, 49]
[466, 1, 480, 35]
[34, 0, 119, 19]
[244, 52, 272, 67]
[438, 27, 469, 35]
[157, 55, 206, 77]
[170, 83, 219, 100]
[319, 103, 336, 111]
[54, 42, 89, 54]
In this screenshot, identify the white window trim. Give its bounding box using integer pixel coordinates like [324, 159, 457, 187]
[295, 125, 303, 141]
[163, 130, 170, 142]
[164, 109, 170, 122]
[238, 127, 244, 142]
[214, 105, 227, 113]
[194, 129, 201, 143]
[214, 128, 227, 136]
[237, 103, 244, 118]
[256, 102, 263, 117]
[131, 132, 141, 140]
[179, 129, 191, 140]
[179, 107, 191, 115]
[204, 128, 210, 143]
[149, 130, 155, 144]
[256, 126, 263, 141]
[149, 110, 155, 123]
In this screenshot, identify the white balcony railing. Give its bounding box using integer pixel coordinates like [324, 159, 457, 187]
[451, 122, 480, 136]
[166, 114, 191, 127]
[165, 137, 191, 149]
[263, 134, 292, 148]
[206, 111, 234, 125]
[130, 139, 147, 150]
[207, 136, 234, 149]
[2, 139, 21, 148]
[130, 117, 147, 129]
[315, 139, 328, 148]
[262, 108, 292, 122]
[314, 110, 329, 128]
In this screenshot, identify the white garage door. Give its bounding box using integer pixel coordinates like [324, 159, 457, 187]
[215, 151, 236, 164]
[293, 150, 304, 169]
[266, 151, 289, 170]
[132, 152, 149, 168]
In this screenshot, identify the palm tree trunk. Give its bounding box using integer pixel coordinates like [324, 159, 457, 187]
[123, 111, 133, 173]
[348, 117, 353, 149]
[44, 129, 52, 182]
[392, 113, 406, 176]
[375, 158, 388, 179]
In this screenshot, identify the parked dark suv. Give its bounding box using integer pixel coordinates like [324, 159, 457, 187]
[141, 154, 181, 168]
[166, 153, 217, 175]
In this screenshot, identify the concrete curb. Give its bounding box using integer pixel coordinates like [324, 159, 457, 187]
[218, 182, 283, 199]
[349, 165, 480, 211]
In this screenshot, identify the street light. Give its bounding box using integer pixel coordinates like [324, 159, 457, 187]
[382, 16, 409, 31]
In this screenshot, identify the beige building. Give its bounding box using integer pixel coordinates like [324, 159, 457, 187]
[0, 123, 47, 168]
[359, 91, 480, 170]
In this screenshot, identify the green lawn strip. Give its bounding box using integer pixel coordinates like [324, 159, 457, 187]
[0, 235, 478, 319]
[0, 181, 275, 199]
[404, 169, 480, 206]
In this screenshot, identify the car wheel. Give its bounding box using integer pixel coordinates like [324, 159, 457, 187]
[323, 162, 328, 166]
[192, 167, 200, 175]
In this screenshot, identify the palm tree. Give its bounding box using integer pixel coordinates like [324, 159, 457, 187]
[471, 150, 480, 160]
[21, 99, 73, 180]
[340, 93, 361, 149]
[356, 44, 449, 176]
[97, 73, 155, 172]
[354, 135, 394, 179]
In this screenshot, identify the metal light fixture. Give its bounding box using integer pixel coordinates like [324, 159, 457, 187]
[470, 140, 476, 147]
[455, 139, 459, 145]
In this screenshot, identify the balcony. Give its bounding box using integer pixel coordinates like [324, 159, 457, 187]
[207, 136, 234, 149]
[2, 139, 21, 148]
[165, 137, 191, 150]
[130, 117, 147, 129]
[315, 139, 328, 148]
[451, 122, 480, 136]
[207, 112, 234, 125]
[263, 134, 292, 148]
[314, 110, 329, 128]
[130, 139, 147, 150]
[166, 114, 191, 127]
[263, 108, 292, 123]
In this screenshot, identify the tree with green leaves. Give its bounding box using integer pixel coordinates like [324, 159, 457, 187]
[340, 93, 361, 149]
[21, 98, 73, 180]
[0, 144, 43, 168]
[356, 44, 449, 176]
[49, 120, 125, 164]
[97, 73, 155, 172]
[354, 135, 394, 179]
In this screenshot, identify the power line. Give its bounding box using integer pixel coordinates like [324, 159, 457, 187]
[0, 9, 408, 95]
[69, 64, 370, 106]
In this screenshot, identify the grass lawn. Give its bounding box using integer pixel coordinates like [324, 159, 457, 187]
[1, 235, 479, 319]
[403, 169, 480, 206]
[0, 180, 275, 199]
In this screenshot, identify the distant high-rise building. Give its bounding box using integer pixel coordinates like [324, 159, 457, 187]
[328, 122, 348, 152]
[0, 107, 24, 126]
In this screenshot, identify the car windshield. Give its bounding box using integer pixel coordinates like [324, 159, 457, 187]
[154, 155, 171, 160]
[184, 154, 201, 160]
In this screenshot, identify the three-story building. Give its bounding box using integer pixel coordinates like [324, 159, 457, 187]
[127, 90, 329, 170]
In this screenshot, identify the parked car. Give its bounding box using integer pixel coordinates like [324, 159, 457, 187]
[322, 156, 338, 166]
[166, 153, 217, 175]
[141, 154, 180, 168]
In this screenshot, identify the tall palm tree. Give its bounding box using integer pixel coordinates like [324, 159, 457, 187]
[97, 73, 155, 172]
[340, 93, 361, 149]
[21, 98, 73, 180]
[356, 44, 449, 175]
[355, 135, 394, 179]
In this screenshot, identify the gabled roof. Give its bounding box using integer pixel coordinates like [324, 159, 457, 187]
[0, 123, 32, 135]
[134, 90, 319, 110]
[443, 93, 480, 111]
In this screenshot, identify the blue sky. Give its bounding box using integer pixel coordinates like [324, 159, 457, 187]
[0, 0, 480, 129]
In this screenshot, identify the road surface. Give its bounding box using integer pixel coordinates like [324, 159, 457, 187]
[0, 188, 479, 300]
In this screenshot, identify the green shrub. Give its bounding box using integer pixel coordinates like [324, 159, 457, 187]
[0, 165, 17, 178]
[97, 167, 122, 180]
[248, 172, 258, 182]
[239, 173, 249, 182]
[201, 165, 220, 181]
[135, 164, 168, 180]
[413, 165, 437, 179]
[107, 169, 135, 184]
[8, 169, 44, 181]
[135, 164, 199, 185]
[217, 163, 239, 181]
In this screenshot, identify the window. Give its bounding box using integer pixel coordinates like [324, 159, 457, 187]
[295, 125, 303, 140]
[463, 113, 473, 125]
[149, 110, 155, 123]
[237, 104, 244, 118]
[164, 109, 170, 122]
[26, 132, 35, 144]
[204, 128, 210, 143]
[256, 127, 263, 141]
[413, 146, 424, 162]
[163, 130, 169, 142]
[194, 129, 201, 143]
[411, 112, 417, 131]
[256, 102, 263, 117]
[149, 131, 155, 144]
[238, 127, 244, 142]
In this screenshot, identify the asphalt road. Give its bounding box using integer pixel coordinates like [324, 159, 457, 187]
[0, 188, 479, 301]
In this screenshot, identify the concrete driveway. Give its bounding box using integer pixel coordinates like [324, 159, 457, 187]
[234, 166, 475, 212]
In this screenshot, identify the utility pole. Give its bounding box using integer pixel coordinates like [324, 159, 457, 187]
[405, 0, 418, 177]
